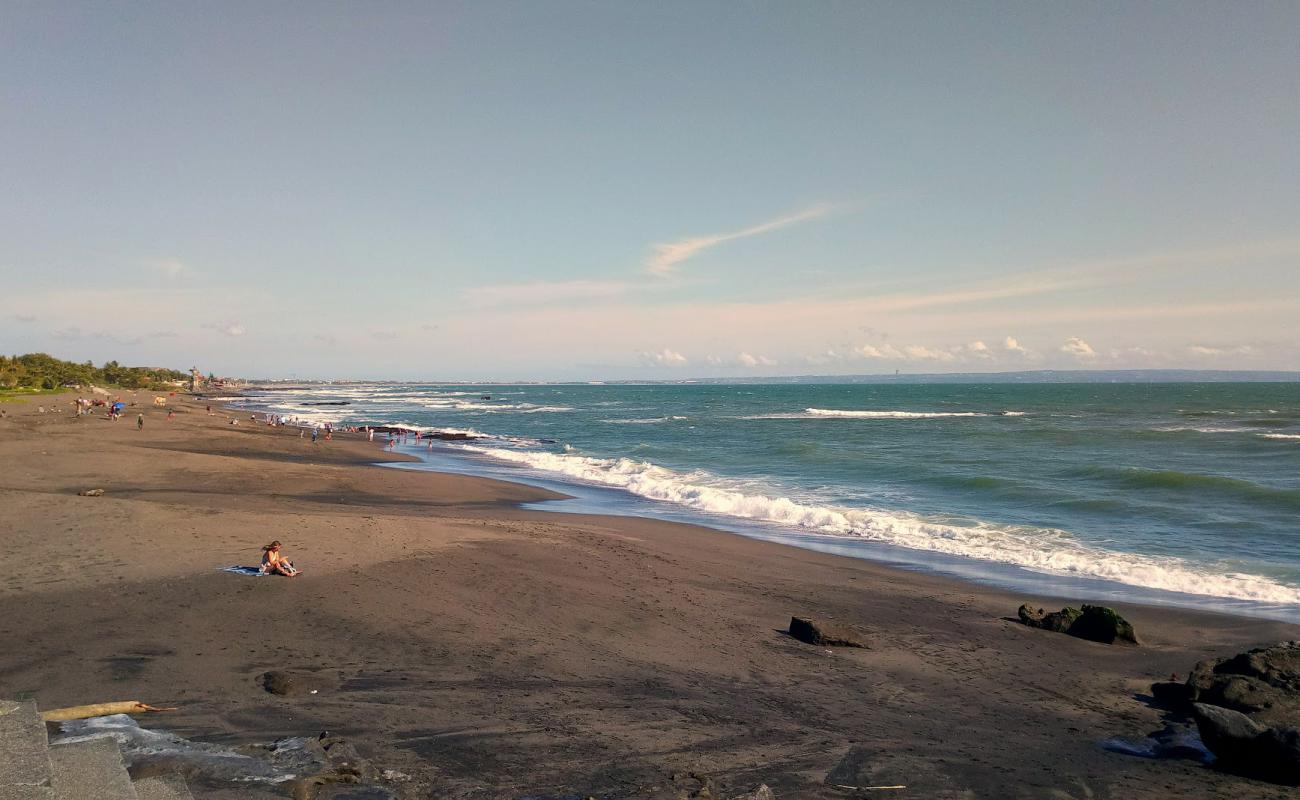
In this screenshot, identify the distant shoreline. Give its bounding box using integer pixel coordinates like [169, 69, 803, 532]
[236, 369, 1300, 387]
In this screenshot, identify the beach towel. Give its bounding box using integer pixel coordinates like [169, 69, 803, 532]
[222, 566, 267, 576]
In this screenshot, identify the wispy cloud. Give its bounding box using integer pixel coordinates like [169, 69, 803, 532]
[204, 321, 246, 337]
[1188, 344, 1255, 357]
[143, 258, 192, 278]
[462, 279, 641, 308]
[645, 204, 832, 277]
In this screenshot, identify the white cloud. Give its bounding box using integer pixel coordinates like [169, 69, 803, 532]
[641, 348, 687, 366]
[737, 352, 777, 367]
[963, 340, 992, 359]
[1060, 337, 1096, 359]
[902, 345, 958, 362]
[205, 321, 246, 337]
[645, 204, 832, 277]
[1003, 336, 1028, 355]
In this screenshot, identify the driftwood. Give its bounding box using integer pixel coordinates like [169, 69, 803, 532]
[40, 701, 177, 722]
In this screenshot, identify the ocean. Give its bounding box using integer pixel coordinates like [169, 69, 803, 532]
[227, 382, 1300, 621]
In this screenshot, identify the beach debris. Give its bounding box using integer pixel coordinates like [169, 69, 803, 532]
[77, 488, 105, 497]
[41, 701, 176, 722]
[726, 784, 775, 799]
[789, 616, 867, 648]
[1016, 603, 1138, 644]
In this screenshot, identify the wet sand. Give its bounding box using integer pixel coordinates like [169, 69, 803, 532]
[2, 392, 1298, 799]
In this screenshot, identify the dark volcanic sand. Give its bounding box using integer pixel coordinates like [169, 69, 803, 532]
[2, 392, 1298, 799]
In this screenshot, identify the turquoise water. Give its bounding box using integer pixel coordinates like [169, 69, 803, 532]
[230, 383, 1300, 619]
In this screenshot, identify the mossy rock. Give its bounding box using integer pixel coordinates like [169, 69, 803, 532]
[1017, 603, 1138, 645]
[1068, 605, 1138, 645]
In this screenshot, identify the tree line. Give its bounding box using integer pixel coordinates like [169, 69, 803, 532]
[0, 353, 190, 390]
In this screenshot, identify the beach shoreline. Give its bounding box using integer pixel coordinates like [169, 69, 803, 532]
[2, 391, 1298, 798]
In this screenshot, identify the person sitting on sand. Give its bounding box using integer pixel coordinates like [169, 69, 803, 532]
[260, 541, 300, 577]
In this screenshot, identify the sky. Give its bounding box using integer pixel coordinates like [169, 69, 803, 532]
[2, 1, 1298, 381]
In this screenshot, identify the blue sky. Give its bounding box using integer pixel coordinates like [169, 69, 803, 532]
[2, 2, 1298, 380]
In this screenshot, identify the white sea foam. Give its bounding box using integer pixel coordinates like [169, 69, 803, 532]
[1259, 433, 1300, 440]
[806, 408, 992, 418]
[740, 408, 1016, 420]
[455, 444, 1300, 605]
[603, 416, 690, 424]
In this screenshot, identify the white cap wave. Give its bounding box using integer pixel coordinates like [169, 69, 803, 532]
[457, 444, 1300, 605]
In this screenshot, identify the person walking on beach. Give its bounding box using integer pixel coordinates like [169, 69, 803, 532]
[136, 412, 144, 431]
[260, 541, 300, 576]
[311, 426, 319, 443]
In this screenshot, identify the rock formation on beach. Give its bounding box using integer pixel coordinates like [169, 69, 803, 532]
[788, 616, 868, 648]
[1153, 642, 1300, 785]
[1017, 603, 1139, 644]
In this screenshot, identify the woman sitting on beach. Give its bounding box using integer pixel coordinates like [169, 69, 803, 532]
[260, 541, 300, 577]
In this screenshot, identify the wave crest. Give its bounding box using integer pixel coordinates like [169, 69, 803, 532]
[456, 445, 1300, 605]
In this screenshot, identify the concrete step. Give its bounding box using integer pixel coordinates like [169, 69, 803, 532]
[0, 700, 54, 800]
[48, 739, 137, 800]
[130, 776, 192, 800]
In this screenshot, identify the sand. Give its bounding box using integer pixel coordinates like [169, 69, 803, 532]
[2, 391, 1297, 799]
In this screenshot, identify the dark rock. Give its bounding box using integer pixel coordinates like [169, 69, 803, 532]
[261, 671, 298, 695]
[1201, 674, 1285, 713]
[1186, 641, 1300, 725]
[1257, 726, 1300, 785]
[1187, 658, 1218, 695]
[1016, 603, 1136, 644]
[1215, 641, 1300, 694]
[1069, 604, 1139, 645]
[1194, 704, 1300, 785]
[726, 785, 774, 800]
[429, 431, 476, 440]
[1017, 603, 1081, 633]
[1192, 703, 1264, 764]
[789, 617, 867, 648]
[1151, 680, 1193, 710]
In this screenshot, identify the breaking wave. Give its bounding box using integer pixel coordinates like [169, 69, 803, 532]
[454, 444, 1300, 605]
